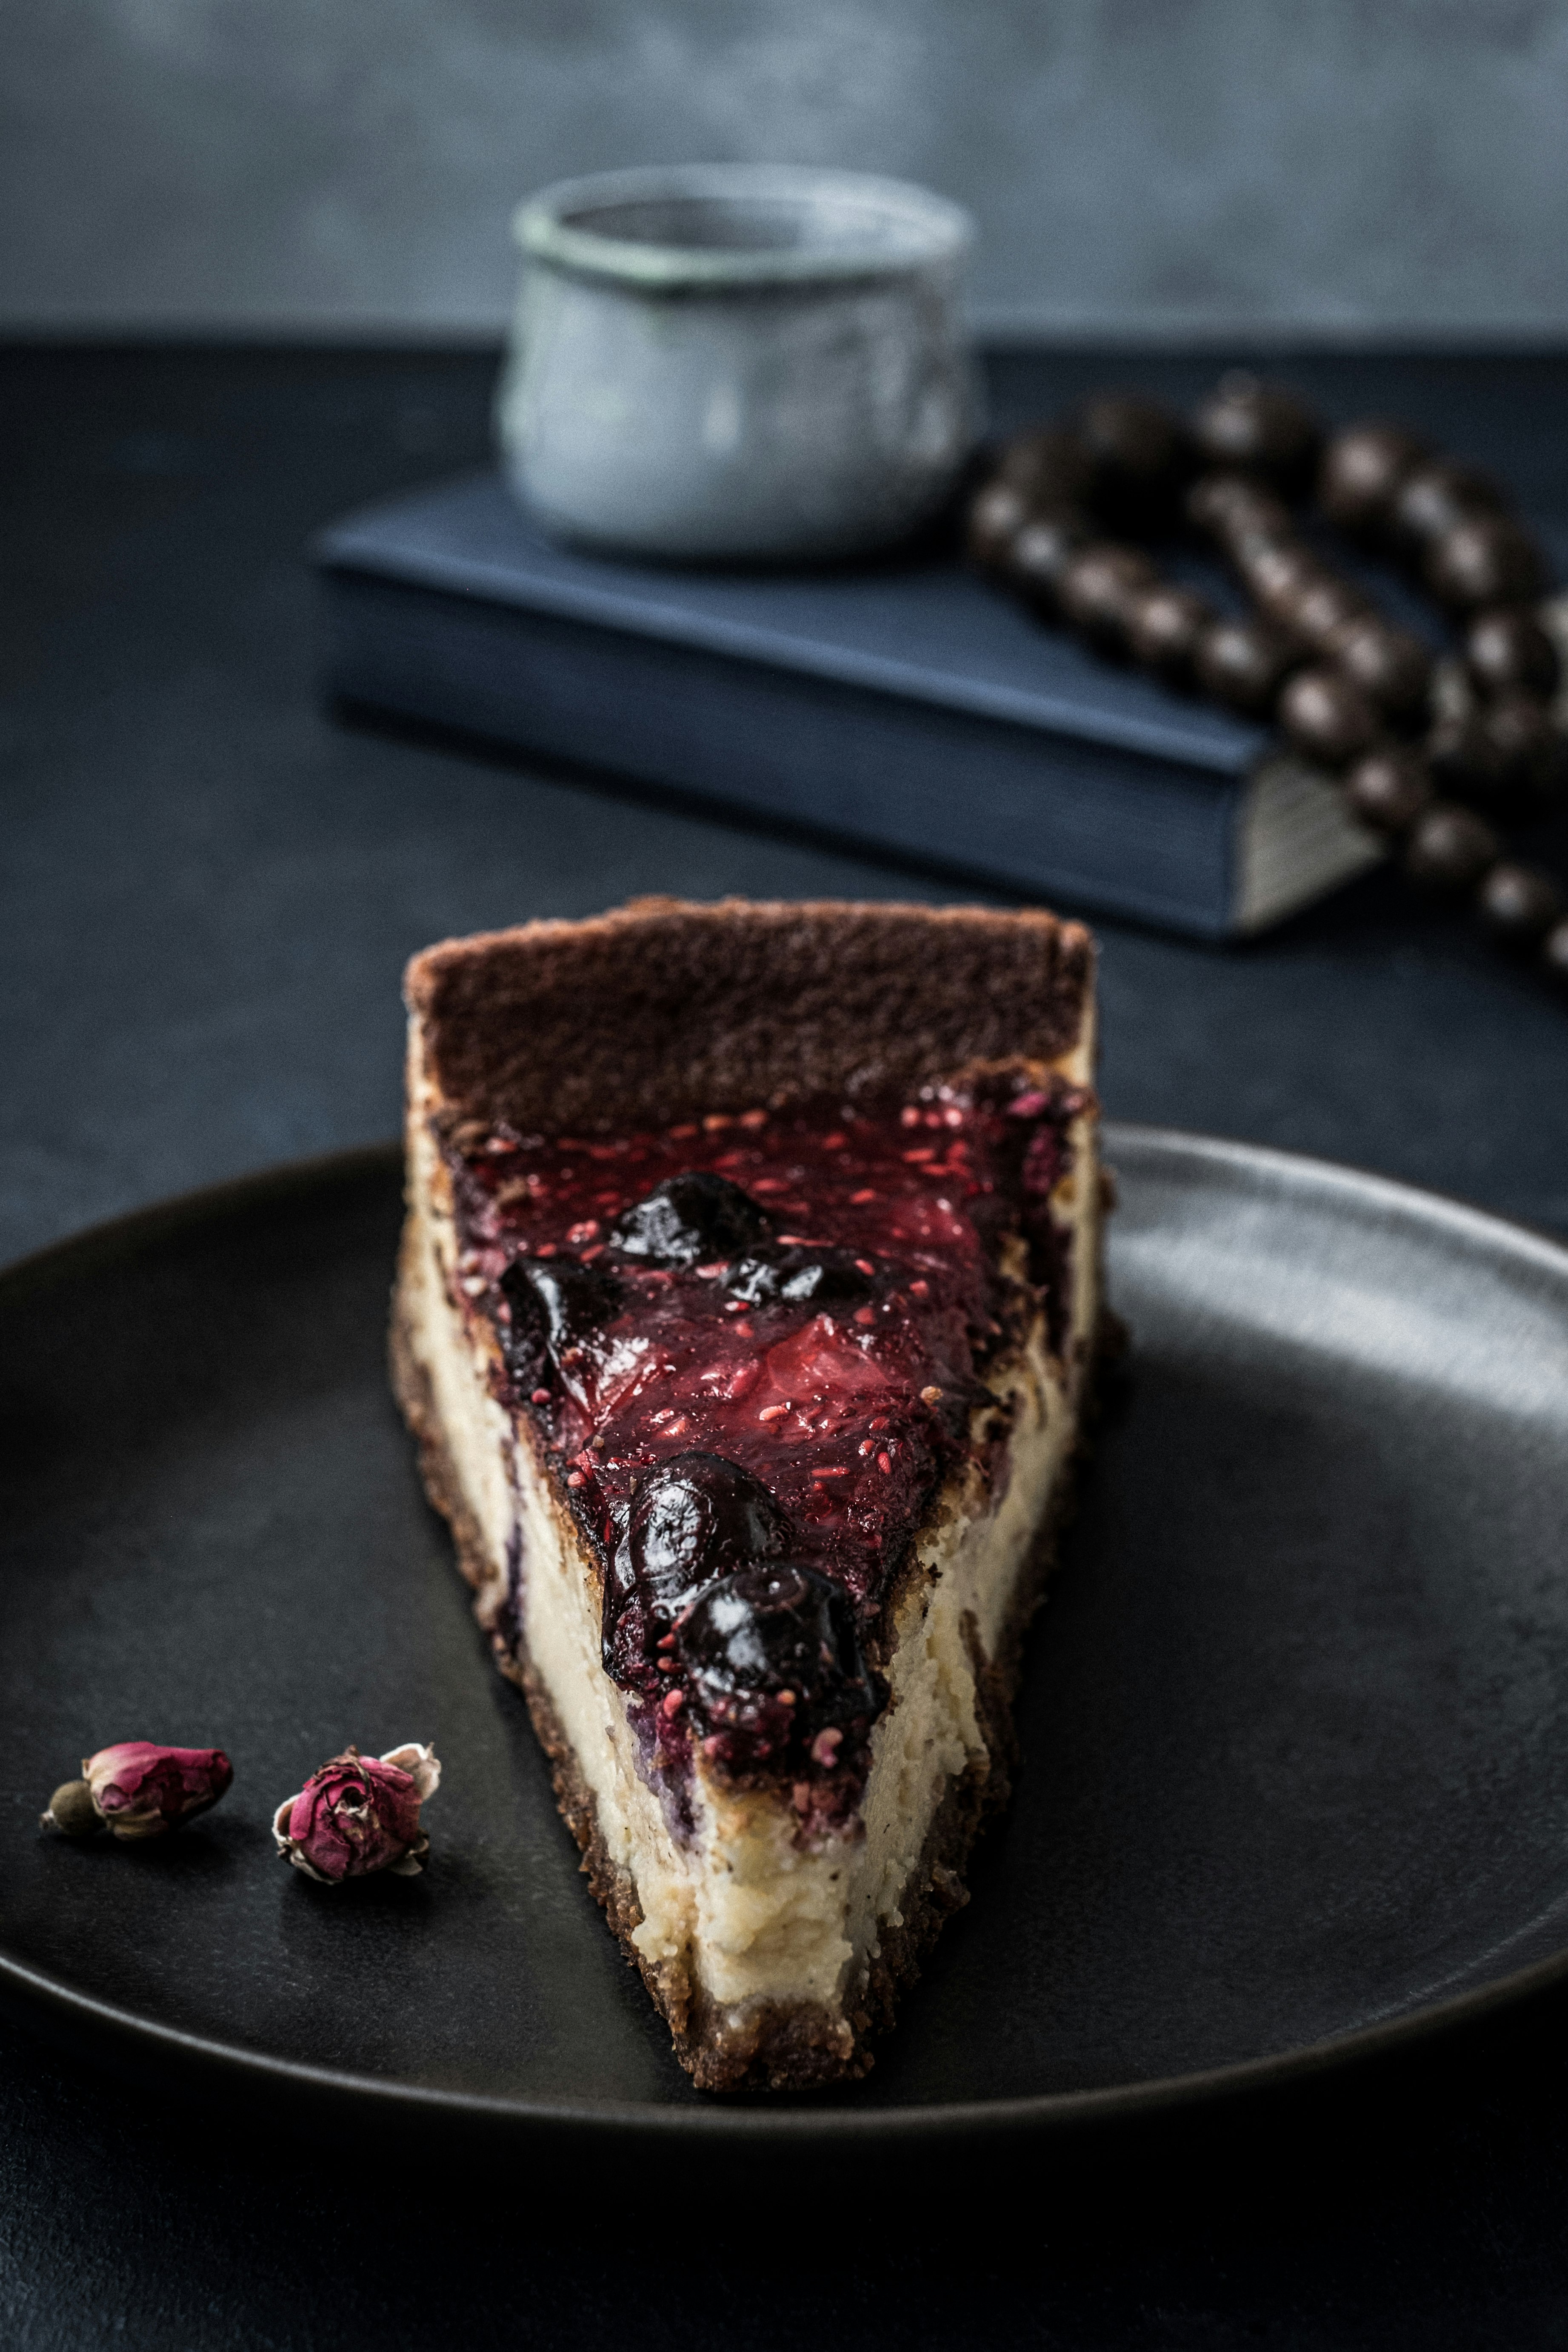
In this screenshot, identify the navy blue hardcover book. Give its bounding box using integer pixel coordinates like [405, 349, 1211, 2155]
[314, 470, 1383, 938]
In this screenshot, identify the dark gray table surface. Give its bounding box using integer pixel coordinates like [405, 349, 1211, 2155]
[4, 343, 1568, 2349]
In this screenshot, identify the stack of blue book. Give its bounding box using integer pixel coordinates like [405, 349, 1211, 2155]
[314, 471, 1383, 939]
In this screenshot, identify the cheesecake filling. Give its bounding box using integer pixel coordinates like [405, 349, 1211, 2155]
[399, 1073, 1100, 2034]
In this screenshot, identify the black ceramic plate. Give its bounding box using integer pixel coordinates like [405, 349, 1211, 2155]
[3, 1130, 1568, 2155]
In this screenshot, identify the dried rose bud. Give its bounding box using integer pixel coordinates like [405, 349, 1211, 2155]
[81, 1742, 234, 1840]
[272, 1743, 440, 1884]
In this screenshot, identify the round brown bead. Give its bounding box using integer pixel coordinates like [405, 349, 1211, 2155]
[1328, 616, 1433, 720]
[1425, 713, 1508, 803]
[1391, 459, 1507, 548]
[995, 425, 1096, 508]
[1190, 373, 1322, 488]
[1186, 471, 1292, 552]
[1343, 748, 1433, 835]
[1056, 542, 1160, 647]
[1477, 860, 1563, 944]
[1464, 607, 1561, 701]
[1193, 615, 1300, 714]
[1423, 516, 1549, 612]
[967, 478, 1031, 569]
[1541, 917, 1568, 987]
[1125, 584, 1215, 682]
[1242, 540, 1326, 620]
[1481, 695, 1568, 798]
[1278, 665, 1382, 766]
[1284, 572, 1375, 652]
[1316, 423, 1430, 534]
[1403, 801, 1501, 889]
[1079, 393, 1188, 495]
[1002, 512, 1091, 611]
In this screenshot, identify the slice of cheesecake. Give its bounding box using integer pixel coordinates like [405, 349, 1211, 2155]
[391, 896, 1104, 2091]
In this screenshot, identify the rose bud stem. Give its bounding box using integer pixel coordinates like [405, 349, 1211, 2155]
[272, 1743, 442, 1884]
[40, 1780, 102, 1838]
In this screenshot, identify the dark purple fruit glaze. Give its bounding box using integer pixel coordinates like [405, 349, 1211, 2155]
[445, 1073, 1086, 1820]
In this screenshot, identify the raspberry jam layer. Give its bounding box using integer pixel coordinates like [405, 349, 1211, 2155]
[446, 1073, 1086, 1800]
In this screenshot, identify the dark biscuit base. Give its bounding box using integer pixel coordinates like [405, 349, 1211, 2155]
[405, 896, 1093, 1140]
[390, 1237, 1098, 2095]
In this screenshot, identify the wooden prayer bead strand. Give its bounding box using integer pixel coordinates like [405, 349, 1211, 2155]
[971, 386, 1568, 989]
[1185, 467, 1433, 727]
[1465, 607, 1561, 701]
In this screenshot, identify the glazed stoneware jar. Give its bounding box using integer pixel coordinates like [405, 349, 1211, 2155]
[497, 163, 978, 564]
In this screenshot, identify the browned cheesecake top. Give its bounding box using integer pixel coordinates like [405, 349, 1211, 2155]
[406, 896, 1093, 1137]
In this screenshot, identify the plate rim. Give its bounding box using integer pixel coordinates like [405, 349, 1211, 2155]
[4, 1126, 1568, 2147]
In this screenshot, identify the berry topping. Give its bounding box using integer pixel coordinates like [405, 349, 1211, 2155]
[499, 1257, 623, 1386]
[603, 1451, 791, 1677]
[609, 1171, 774, 1267]
[724, 1244, 876, 1309]
[628, 1451, 789, 1608]
[676, 1562, 881, 1772]
[450, 1072, 1090, 1791]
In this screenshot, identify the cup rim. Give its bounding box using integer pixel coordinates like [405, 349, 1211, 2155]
[513, 163, 973, 292]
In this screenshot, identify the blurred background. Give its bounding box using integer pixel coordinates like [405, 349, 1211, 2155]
[7, 0, 1568, 342]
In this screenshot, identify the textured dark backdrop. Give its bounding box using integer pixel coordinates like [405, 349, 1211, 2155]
[6, 1, 1568, 339]
[4, 342, 1568, 2348]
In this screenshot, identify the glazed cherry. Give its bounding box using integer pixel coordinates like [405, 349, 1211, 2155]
[604, 1451, 791, 1678]
[500, 1258, 622, 1383]
[725, 1245, 876, 1309]
[609, 1171, 774, 1267]
[628, 1452, 788, 1614]
[677, 1562, 878, 1754]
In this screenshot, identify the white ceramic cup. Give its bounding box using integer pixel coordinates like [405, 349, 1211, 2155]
[497, 164, 978, 564]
